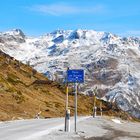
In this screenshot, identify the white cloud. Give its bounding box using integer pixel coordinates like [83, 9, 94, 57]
[29, 4, 105, 16]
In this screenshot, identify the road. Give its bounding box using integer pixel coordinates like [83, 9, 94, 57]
[0, 116, 140, 140]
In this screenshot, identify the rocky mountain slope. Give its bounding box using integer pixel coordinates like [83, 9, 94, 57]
[0, 29, 140, 119]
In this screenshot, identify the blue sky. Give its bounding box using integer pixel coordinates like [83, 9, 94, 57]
[0, 0, 140, 37]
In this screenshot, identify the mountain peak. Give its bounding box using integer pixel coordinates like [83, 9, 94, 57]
[2, 29, 25, 38]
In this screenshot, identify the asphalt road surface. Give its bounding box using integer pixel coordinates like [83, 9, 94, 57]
[0, 116, 140, 140]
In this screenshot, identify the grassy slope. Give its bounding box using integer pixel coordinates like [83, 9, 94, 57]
[0, 51, 95, 121]
[0, 51, 134, 121]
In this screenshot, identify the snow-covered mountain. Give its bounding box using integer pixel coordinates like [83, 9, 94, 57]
[0, 29, 140, 119]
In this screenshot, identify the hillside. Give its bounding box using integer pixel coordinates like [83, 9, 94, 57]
[0, 50, 89, 120]
[0, 50, 133, 121]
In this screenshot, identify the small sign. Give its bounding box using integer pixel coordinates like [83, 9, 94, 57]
[67, 69, 84, 83]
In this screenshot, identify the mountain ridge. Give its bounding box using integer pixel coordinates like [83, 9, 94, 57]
[0, 29, 140, 119]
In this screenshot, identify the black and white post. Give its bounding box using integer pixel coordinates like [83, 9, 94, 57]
[66, 109, 70, 132]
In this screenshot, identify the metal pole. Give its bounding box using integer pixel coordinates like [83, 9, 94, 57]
[65, 83, 69, 132]
[66, 84, 68, 110]
[74, 82, 77, 132]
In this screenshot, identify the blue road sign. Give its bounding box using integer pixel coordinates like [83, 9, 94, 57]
[67, 69, 84, 83]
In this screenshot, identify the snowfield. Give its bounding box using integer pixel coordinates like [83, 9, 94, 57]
[0, 117, 140, 140]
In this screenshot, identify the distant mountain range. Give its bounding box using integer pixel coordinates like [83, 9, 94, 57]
[0, 29, 140, 119]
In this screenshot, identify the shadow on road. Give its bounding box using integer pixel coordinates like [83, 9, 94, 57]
[85, 126, 140, 140]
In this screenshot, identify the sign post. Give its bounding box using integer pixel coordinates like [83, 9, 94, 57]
[65, 67, 70, 132]
[65, 83, 69, 132]
[67, 69, 84, 133]
[74, 82, 77, 132]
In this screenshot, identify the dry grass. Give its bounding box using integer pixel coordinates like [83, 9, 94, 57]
[0, 51, 94, 121]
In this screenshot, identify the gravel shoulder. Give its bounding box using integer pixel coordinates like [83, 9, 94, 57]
[45, 117, 140, 140]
